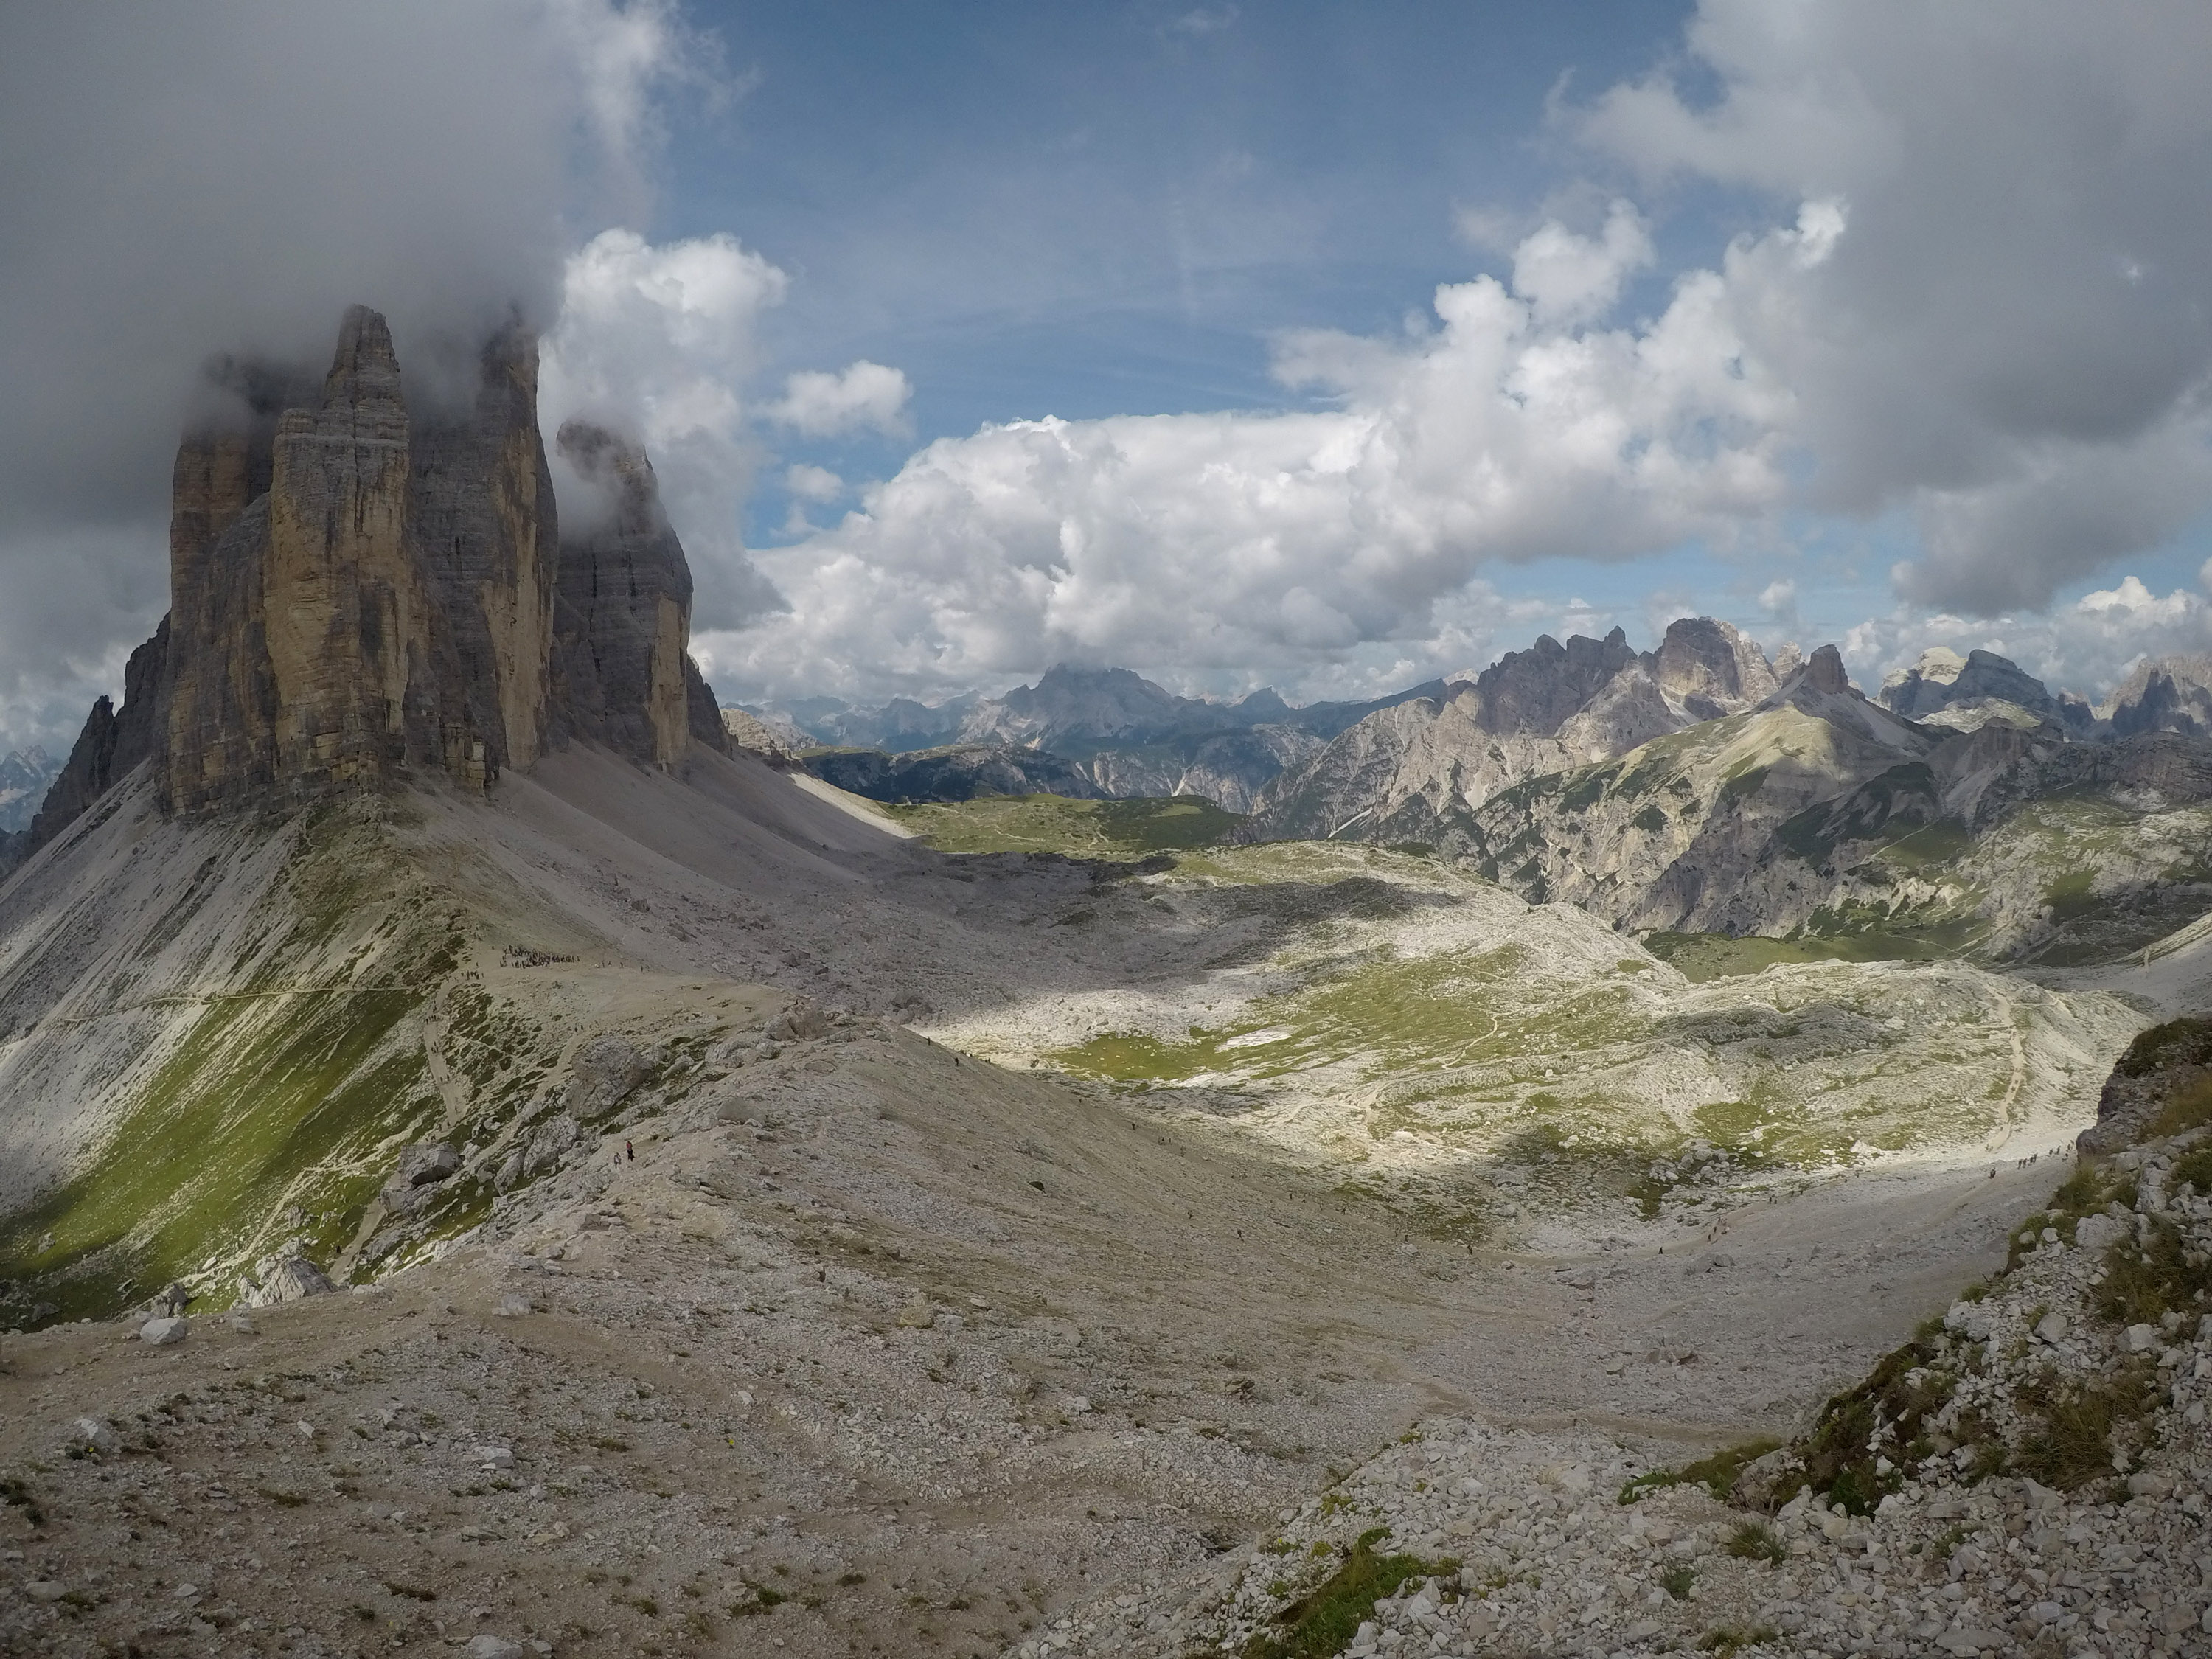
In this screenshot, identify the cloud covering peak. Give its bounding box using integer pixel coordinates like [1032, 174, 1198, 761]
[0, 0, 699, 748]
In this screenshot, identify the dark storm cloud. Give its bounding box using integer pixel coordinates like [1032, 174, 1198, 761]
[1576, 0, 2212, 614]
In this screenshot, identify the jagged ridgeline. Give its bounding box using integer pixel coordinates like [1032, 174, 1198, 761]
[0, 305, 736, 1326]
[1234, 622, 2212, 969]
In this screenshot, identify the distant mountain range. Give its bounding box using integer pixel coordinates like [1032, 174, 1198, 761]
[752, 664, 1447, 812]
[742, 629, 2212, 965]
[0, 748, 59, 835]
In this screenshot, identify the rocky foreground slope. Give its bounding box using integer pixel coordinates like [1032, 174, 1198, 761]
[1034, 1031, 2212, 1659]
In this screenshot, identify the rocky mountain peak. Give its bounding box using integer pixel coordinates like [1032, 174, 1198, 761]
[2104, 655, 2212, 738]
[549, 420, 724, 768]
[1652, 616, 1779, 719]
[1802, 643, 1851, 695]
[1466, 626, 1640, 737]
[1879, 645, 2056, 723]
[1882, 645, 1966, 699]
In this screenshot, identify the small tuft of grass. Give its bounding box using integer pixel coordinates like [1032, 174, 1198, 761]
[1725, 1521, 1787, 1565]
[1618, 1437, 1781, 1506]
[2093, 1217, 2212, 1329]
[1660, 1565, 1697, 1601]
[1242, 1527, 1456, 1659]
[731, 1582, 785, 1617]
[2014, 1365, 2158, 1490]
[2171, 1143, 2212, 1196]
[0, 1477, 44, 1527]
[1701, 1625, 1780, 1655]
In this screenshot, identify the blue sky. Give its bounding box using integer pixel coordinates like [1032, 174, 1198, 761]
[668, 3, 1696, 448]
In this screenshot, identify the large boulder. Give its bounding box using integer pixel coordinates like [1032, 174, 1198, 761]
[561, 1037, 650, 1120]
[378, 1141, 461, 1215]
[237, 1254, 336, 1309]
[496, 1113, 580, 1190]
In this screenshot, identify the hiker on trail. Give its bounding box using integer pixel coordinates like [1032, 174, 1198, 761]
[625, 1139, 634, 1162]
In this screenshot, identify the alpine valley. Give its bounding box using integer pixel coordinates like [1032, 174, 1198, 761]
[10, 308, 2212, 1659]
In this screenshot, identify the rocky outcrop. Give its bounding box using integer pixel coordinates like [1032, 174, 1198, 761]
[260, 307, 451, 791]
[163, 307, 537, 807]
[1653, 615, 1780, 717]
[720, 706, 790, 757]
[2079, 1017, 2212, 1153]
[237, 1253, 337, 1308]
[2106, 655, 2212, 739]
[685, 655, 732, 758]
[548, 422, 698, 770]
[0, 750, 60, 835]
[1878, 645, 2074, 735]
[24, 622, 170, 852]
[407, 322, 560, 776]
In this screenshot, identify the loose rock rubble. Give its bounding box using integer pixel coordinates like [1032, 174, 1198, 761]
[1051, 1128, 2212, 1658]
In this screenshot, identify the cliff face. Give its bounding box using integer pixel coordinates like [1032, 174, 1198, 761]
[408, 323, 560, 775]
[15, 304, 723, 858]
[549, 421, 703, 770]
[29, 623, 171, 847]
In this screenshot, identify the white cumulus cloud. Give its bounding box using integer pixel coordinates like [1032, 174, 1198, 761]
[722, 200, 1815, 702]
[768, 361, 914, 439]
[541, 229, 792, 627]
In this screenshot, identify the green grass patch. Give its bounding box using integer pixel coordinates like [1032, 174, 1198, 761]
[1725, 1521, 1787, 1564]
[883, 793, 1242, 858]
[1701, 1626, 1781, 1655]
[2116, 1016, 2212, 1079]
[2014, 1368, 2156, 1490]
[2092, 1217, 2212, 1329]
[2149, 1075, 2212, 1140]
[0, 804, 468, 1326]
[1618, 1438, 1781, 1506]
[1242, 1528, 1456, 1659]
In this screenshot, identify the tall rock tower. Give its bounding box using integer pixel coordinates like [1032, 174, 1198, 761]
[549, 421, 698, 771]
[262, 307, 442, 791]
[12, 303, 732, 860]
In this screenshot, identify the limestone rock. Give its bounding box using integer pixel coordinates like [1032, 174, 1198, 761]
[547, 421, 697, 769]
[139, 1315, 187, 1345]
[1240, 622, 1770, 846]
[406, 322, 559, 776]
[685, 654, 733, 758]
[380, 1141, 461, 1214]
[768, 998, 832, 1042]
[150, 305, 577, 814]
[67, 1416, 121, 1456]
[499, 1113, 580, 1189]
[24, 621, 170, 853]
[237, 1254, 336, 1309]
[561, 1037, 650, 1120]
[720, 705, 788, 757]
